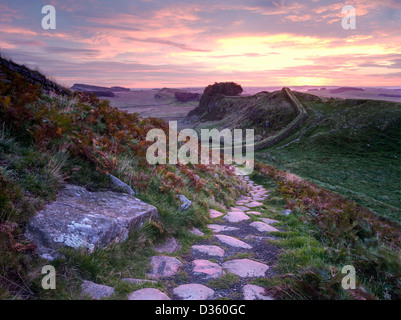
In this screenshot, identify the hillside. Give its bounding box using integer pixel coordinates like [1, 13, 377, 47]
[71, 84, 130, 92]
[184, 84, 400, 223]
[256, 91, 401, 224]
[184, 88, 302, 145]
[0, 57, 245, 298]
[181, 83, 401, 299]
[1, 58, 400, 301]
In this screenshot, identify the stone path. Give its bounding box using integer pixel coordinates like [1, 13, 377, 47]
[128, 173, 280, 300]
[83, 173, 281, 300]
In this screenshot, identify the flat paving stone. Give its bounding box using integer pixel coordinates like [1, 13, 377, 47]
[128, 288, 170, 300]
[215, 235, 252, 249]
[173, 284, 215, 300]
[192, 259, 223, 280]
[210, 209, 224, 219]
[231, 206, 250, 212]
[207, 224, 240, 233]
[191, 245, 225, 257]
[253, 197, 267, 202]
[81, 280, 114, 300]
[250, 221, 280, 233]
[222, 259, 269, 278]
[154, 237, 181, 253]
[190, 227, 205, 236]
[250, 193, 268, 198]
[243, 284, 274, 300]
[261, 218, 280, 225]
[247, 211, 262, 215]
[245, 201, 264, 208]
[223, 211, 250, 223]
[147, 256, 183, 279]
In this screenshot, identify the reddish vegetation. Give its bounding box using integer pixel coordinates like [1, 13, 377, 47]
[255, 161, 401, 299]
[255, 162, 400, 250]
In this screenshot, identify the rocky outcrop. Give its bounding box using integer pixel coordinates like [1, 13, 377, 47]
[188, 82, 242, 118]
[25, 184, 158, 260]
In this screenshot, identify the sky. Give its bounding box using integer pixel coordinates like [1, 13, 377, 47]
[1, 0, 400, 88]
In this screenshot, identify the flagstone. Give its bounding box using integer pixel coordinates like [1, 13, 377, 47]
[215, 235, 252, 249]
[191, 245, 225, 257]
[81, 281, 115, 300]
[245, 201, 264, 208]
[192, 259, 223, 280]
[223, 211, 250, 223]
[147, 256, 183, 279]
[128, 288, 170, 300]
[261, 218, 280, 225]
[250, 221, 280, 233]
[173, 284, 215, 300]
[207, 224, 240, 233]
[243, 284, 274, 300]
[190, 227, 205, 236]
[230, 206, 250, 212]
[252, 197, 267, 202]
[222, 259, 269, 278]
[247, 211, 262, 215]
[210, 209, 224, 219]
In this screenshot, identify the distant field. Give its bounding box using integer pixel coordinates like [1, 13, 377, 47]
[243, 86, 401, 103]
[103, 89, 199, 121]
[304, 87, 401, 103]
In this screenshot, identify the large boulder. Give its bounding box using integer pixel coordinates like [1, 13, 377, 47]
[25, 184, 158, 260]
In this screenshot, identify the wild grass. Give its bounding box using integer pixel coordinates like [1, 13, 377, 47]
[256, 94, 401, 225]
[0, 63, 246, 298]
[251, 164, 401, 300]
[206, 273, 241, 290]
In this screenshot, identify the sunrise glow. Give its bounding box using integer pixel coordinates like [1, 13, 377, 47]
[0, 0, 400, 88]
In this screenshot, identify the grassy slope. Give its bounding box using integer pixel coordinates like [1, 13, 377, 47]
[188, 90, 298, 142]
[1, 58, 400, 300]
[0, 61, 245, 299]
[256, 93, 401, 224]
[252, 163, 400, 300]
